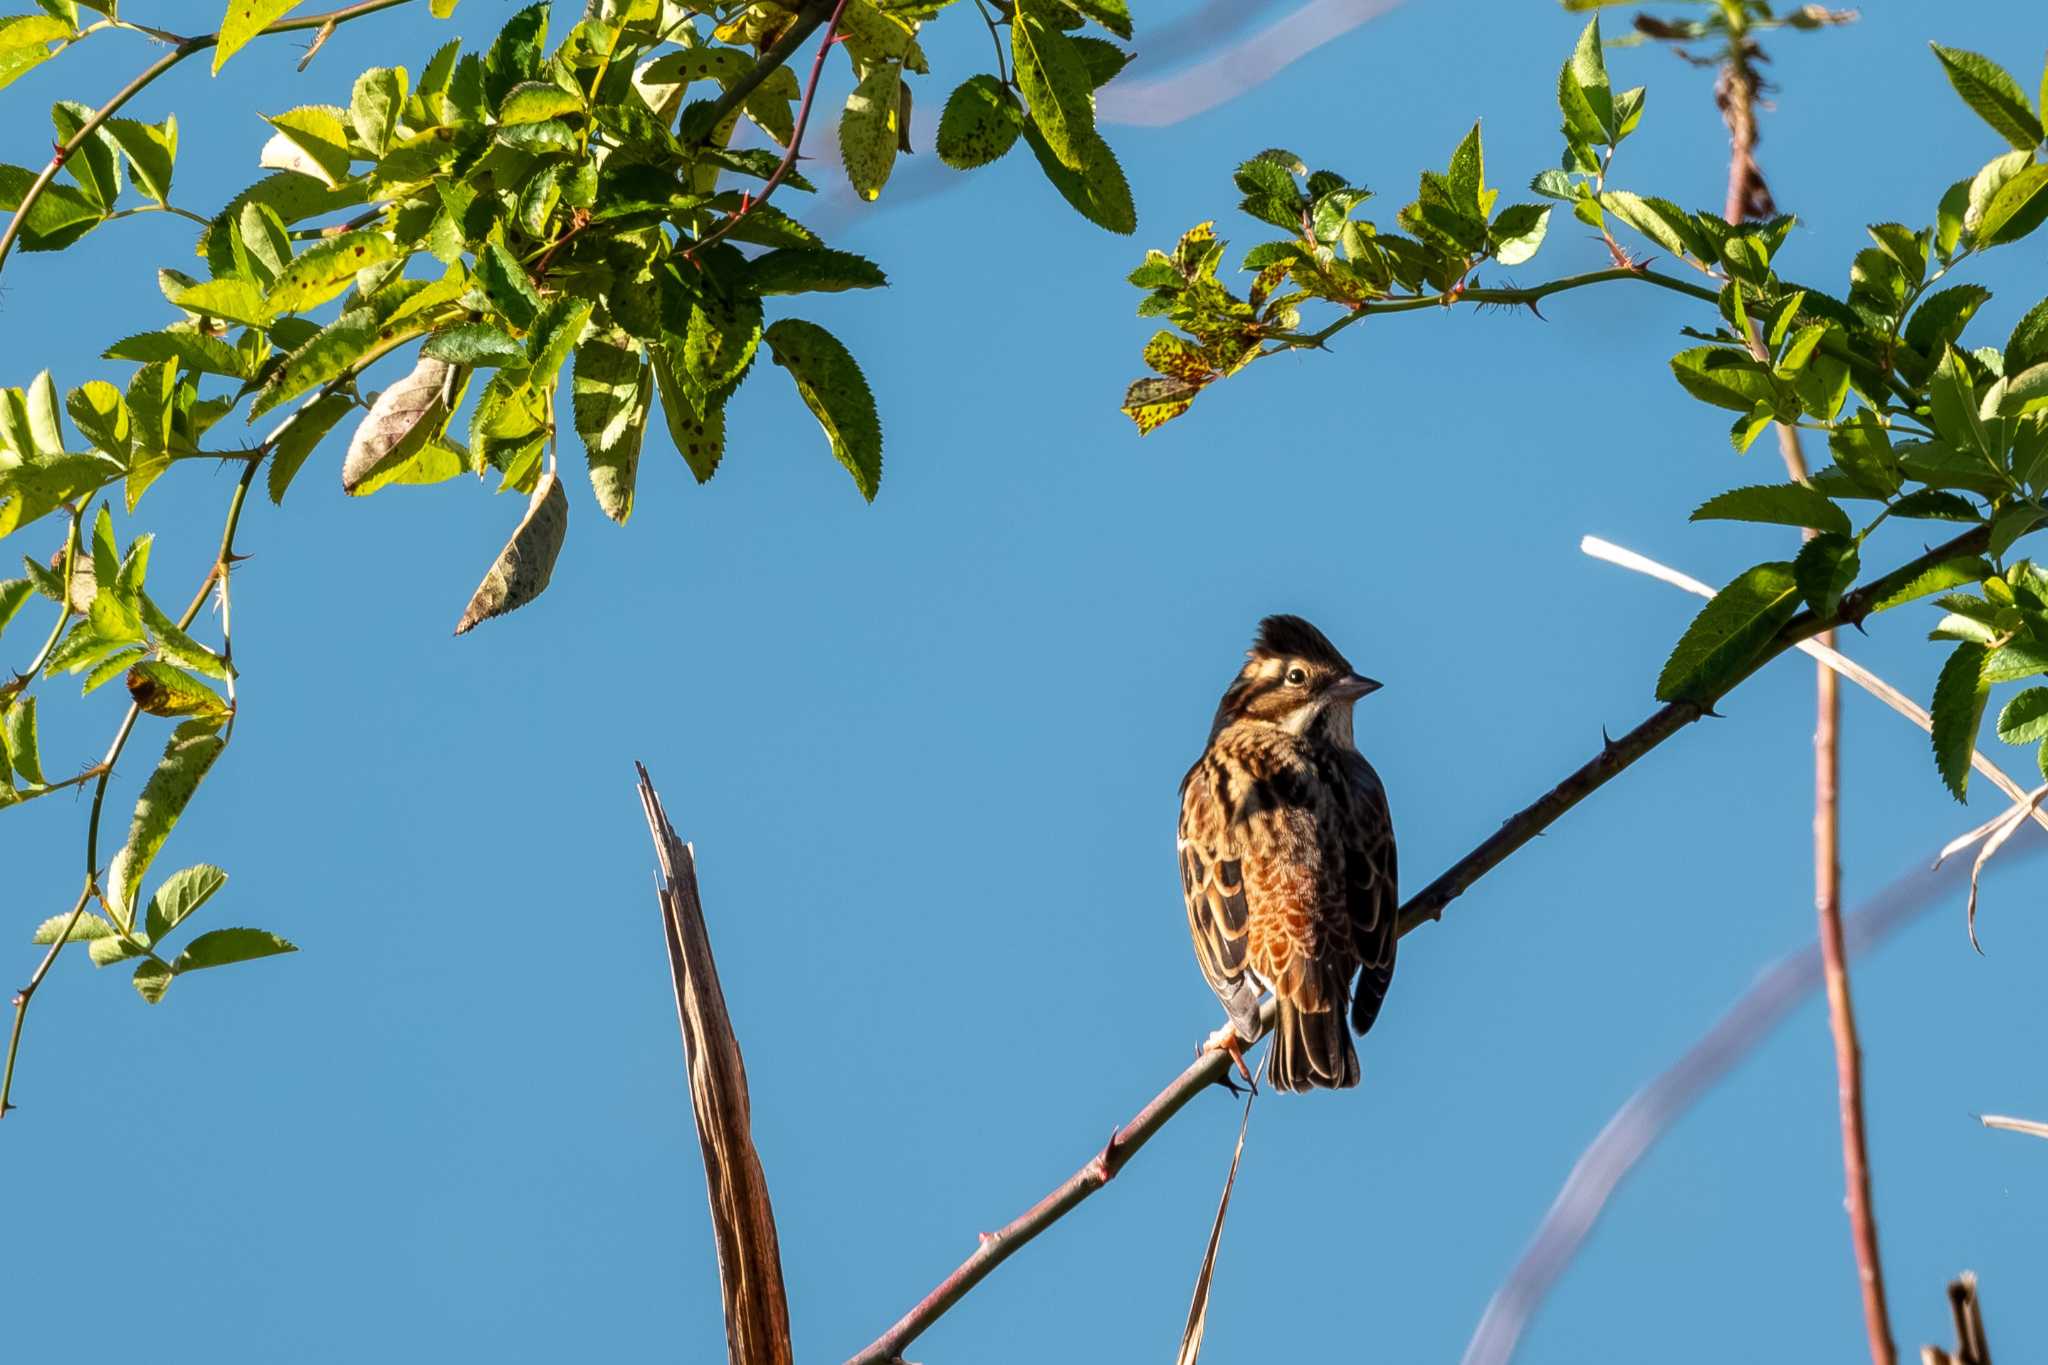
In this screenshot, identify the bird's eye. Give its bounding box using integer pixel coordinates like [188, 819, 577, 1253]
[1286, 667, 1307, 686]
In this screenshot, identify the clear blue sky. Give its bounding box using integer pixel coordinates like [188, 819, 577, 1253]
[7, 2, 2047, 1361]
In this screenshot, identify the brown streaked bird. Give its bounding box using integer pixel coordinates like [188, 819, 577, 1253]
[1177, 615, 1397, 1093]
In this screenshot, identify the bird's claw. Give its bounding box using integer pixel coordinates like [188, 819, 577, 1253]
[1199, 1025, 1258, 1095]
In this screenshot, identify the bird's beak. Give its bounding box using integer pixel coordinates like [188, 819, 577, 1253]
[1332, 673, 1382, 701]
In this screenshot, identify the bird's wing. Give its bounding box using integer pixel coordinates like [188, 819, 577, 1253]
[1341, 753, 1398, 1034]
[1178, 758, 1261, 1038]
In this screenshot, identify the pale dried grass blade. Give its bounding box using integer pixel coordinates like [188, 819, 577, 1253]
[1980, 1113, 2048, 1140]
[1174, 1078, 1256, 1365]
[1963, 784, 2048, 951]
[637, 765, 794, 1365]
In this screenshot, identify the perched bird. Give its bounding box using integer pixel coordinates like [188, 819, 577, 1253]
[1176, 615, 1397, 1093]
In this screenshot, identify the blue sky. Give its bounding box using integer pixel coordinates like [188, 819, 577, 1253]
[6, 1, 2048, 1361]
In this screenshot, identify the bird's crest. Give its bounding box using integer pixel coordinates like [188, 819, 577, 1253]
[1249, 614, 1352, 671]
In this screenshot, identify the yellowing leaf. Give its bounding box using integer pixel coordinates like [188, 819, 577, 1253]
[840, 66, 902, 202]
[215, 0, 303, 74]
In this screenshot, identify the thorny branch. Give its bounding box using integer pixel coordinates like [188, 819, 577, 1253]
[843, 524, 1999, 1364]
[0, 0, 416, 276]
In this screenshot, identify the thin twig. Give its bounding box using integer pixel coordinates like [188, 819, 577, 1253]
[1458, 831, 2037, 1365]
[843, 524, 2000, 1362]
[686, 0, 852, 260]
[1978, 1114, 2048, 1140]
[0, 0, 415, 276]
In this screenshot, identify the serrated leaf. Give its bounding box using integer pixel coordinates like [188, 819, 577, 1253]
[125, 660, 227, 718]
[476, 240, 542, 330]
[1793, 532, 1860, 617]
[103, 329, 250, 380]
[937, 74, 1022, 170]
[1019, 115, 1134, 234]
[107, 717, 226, 925]
[763, 318, 882, 500]
[172, 927, 296, 974]
[30, 910, 114, 945]
[5, 693, 40, 783]
[1932, 642, 1991, 800]
[1656, 561, 1801, 703]
[214, 0, 301, 74]
[102, 115, 176, 204]
[174, 276, 274, 329]
[841, 64, 902, 201]
[90, 933, 148, 966]
[265, 390, 354, 504]
[265, 230, 401, 314]
[65, 380, 128, 459]
[0, 16, 68, 94]
[1012, 0, 1095, 172]
[252, 307, 380, 418]
[1490, 203, 1550, 266]
[260, 105, 352, 186]
[572, 332, 650, 523]
[1931, 44, 2044, 152]
[1888, 488, 1983, 522]
[682, 290, 759, 395]
[349, 65, 407, 156]
[1122, 375, 1198, 435]
[650, 342, 726, 484]
[1931, 345, 1992, 457]
[483, 3, 548, 108]
[742, 248, 887, 298]
[1997, 685, 2048, 744]
[143, 863, 227, 941]
[1059, 0, 1130, 39]
[455, 470, 567, 634]
[497, 80, 579, 126]
[132, 959, 172, 1003]
[341, 354, 455, 494]
[1827, 411, 1901, 496]
[1690, 483, 1850, 535]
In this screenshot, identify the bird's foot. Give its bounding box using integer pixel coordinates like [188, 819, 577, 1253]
[1198, 1024, 1258, 1095]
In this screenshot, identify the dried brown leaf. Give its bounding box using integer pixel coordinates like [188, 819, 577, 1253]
[453, 470, 567, 635]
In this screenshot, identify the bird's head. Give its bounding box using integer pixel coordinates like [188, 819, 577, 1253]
[1209, 614, 1381, 745]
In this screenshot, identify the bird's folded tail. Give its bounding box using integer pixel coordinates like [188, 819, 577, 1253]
[1269, 995, 1360, 1092]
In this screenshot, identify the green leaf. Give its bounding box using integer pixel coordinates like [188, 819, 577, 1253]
[125, 660, 228, 718]
[476, 240, 542, 330]
[65, 380, 128, 459]
[1937, 175, 1972, 260]
[497, 79, 580, 126]
[1489, 204, 1550, 266]
[525, 294, 592, 387]
[1793, 532, 1860, 617]
[214, 0, 301, 73]
[1997, 685, 2048, 744]
[483, 3, 548, 108]
[936, 74, 1022, 170]
[1827, 411, 1902, 497]
[132, 959, 172, 1004]
[173, 276, 274, 329]
[30, 911, 114, 945]
[102, 115, 176, 204]
[139, 592, 229, 682]
[572, 331, 650, 524]
[264, 230, 402, 314]
[1058, 0, 1130, 39]
[1559, 17, 1613, 144]
[1012, 0, 1095, 172]
[5, 693, 40, 784]
[0, 161, 102, 247]
[840, 64, 903, 201]
[265, 390, 354, 503]
[0, 15, 69, 93]
[1690, 482, 1850, 535]
[1655, 561, 1801, 703]
[260, 105, 353, 186]
[743, 248, 887, 297]
[1931, 44, 2044, 151]
[454, 469, 568, 634]
[1670, 347, 1785, 416]
[0, 577, 31, 641]
[1069, 35, 1131, 89]
[763, 318, 882, 501]
[51, 101, 122, 213]
[1974, 163, 2048, 248]
[424, 323, 527, 367]
[252, 307, 380, 418]
[89, 933, 147, 967]
[1930, 345, 1992, 458]
[1019, 115, 1134, 234]
[107, 717, 226, 925]
[171, 927, 297, 974]
[349, 65, 408, 156]
[143, 863, 228, 941]
[650, 343, 725, 484]
[103, 328, 250, 380]
[1932, 642, 1991, 800]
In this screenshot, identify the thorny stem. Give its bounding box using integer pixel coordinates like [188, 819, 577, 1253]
[1268, 266, 1721, 353]
[5, 423, 274, 1121]
[691, 0, 838, 142]
[0, 0, 416, 276]
[844, 524, 1994, 1365]
[686, 0, 852, 260]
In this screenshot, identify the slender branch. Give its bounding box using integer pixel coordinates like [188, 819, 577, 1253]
[0, 0, 415, 275]
[13, 505, 83, 684]
[2, 456, 261, 1119]
[685, 0, 851, 260]
[845, 523, 1995, 1363]
[692, 0, 838, 141]
[1271, 267, 1721, 353]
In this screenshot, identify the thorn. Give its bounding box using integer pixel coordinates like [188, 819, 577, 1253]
[1700, 705, 1726, 719]
[1600, 724, 1616, 752]
[1524, 299, 1547, 321]
[1095, 1125, 1126, 1181]
[976, 1230, 995, 1247]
